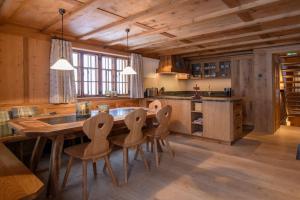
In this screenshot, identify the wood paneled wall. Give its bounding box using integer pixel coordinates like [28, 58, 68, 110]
[0, 32, 50, 105]
[231, 55, 254, 126]
[253, 44, 300, 133]
[0, 25, 128, 107]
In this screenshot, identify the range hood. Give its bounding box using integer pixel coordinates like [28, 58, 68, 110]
[157, 55, 189, 74]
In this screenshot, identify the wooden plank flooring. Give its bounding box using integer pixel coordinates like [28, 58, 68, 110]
[36, 126, 300, 200]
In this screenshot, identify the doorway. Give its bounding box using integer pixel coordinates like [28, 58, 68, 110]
[274, 51, 300, 127]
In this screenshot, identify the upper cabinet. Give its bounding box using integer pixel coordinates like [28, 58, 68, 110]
[189, 58, 231, 79]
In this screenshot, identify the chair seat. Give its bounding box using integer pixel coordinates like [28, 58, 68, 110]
[145, 128, 156, 137]
[64, 143, 109, 160]
[110, 134, 128, 147]
[111, 134, 146, 147]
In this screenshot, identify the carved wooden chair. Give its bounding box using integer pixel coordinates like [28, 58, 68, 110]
[62, 113, 118, 200]
[111, 108, 149, 184]
[149, 100, 162, 113]
[146, 105, 174, 167]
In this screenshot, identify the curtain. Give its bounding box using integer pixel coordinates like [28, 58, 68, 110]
[49, 39, 76, 103]
[129, 53, 144, 98]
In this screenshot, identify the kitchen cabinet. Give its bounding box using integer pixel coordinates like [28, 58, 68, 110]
[202, 97, 242, 143]
[166, 99, 191, 134]
[188, 58, 231, 79]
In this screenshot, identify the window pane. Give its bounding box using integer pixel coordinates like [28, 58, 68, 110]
[73, 53, 78, 66]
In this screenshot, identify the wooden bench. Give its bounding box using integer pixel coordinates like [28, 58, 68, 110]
[0, 143, 44, 200]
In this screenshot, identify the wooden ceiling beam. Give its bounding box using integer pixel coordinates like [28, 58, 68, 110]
[0, 0, 28, 23]
[149, 23, 300, 52]
[170, 33, 300, 55]
[183, 41, 300, 58]
[106, 0, 281, 49]
[78, 0, 190, 40]
[222, 0, 271, 39]
[60, 0, 178, 41]
[42, 0, 102, 32]
[130, 8, 300, 50]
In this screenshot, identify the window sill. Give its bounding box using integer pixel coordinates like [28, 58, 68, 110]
[76, 96, 141, 101]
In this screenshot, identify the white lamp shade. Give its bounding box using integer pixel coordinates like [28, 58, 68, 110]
[50, 58, 74, 70]
[121, 66, 137, 75]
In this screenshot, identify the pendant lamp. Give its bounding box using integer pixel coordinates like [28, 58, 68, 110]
[50, 8, 74, 70]
[121, 28, 137, 75]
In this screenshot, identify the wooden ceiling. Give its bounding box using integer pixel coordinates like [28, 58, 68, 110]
[1, 0, 300, 59]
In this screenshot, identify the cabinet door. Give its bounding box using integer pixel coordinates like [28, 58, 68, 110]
[203, 101, 231, 141]
[166, 100, 191, 134]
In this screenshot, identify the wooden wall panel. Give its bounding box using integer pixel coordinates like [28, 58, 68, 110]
[231, 55, 254, 126]
[0, 33, 24, 104]
[28, 38, 51, 103]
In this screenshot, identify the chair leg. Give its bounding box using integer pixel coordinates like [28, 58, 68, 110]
[62, 156, 74, 189]
[104, 155, 118, 186]
[134, 145, 139, 160]
[138, 145, 149, 171]
[123, 147, 128, 184]
[92, 162, 97, 178]
[160, 139, 165, 146]
[82, 161, 88, 200]
[154, 139, 160, 167]
[146, 139, 149, 152]
[80, 136, 84, 144]
[165, 138, 175, 158]
[150, 140, 154, 153]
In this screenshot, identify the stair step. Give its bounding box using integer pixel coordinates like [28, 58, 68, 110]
[283, 81, 300, 83]
[281, 69, 300, 72]
[281, 62, 300, 66]
[280, 55, 300, 58]
[282, 75, 300, 78]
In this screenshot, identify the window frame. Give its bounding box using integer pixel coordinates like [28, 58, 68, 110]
[73, 49, 129, 97]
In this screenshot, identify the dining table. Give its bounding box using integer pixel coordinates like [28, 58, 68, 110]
[8, 107, 156, 197]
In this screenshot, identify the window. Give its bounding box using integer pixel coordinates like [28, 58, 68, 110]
[73, 50, 129, 97]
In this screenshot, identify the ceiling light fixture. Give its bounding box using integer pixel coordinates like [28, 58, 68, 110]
[121, 28, 137, 75]
[50, 8, 74, 70]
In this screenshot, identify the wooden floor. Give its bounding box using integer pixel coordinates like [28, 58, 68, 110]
[36, 126, 300, 200]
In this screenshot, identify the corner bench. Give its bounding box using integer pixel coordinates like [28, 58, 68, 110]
[0, 143, 44, 200]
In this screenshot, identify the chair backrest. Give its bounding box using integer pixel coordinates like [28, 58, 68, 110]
[11, 106, 38, 118]
[124, 108, 147, 147]
[0, 111, 10, 123]
[149, 100, 162, 113]
[83, 112, 114, 158]
[155, 105, 172, 138]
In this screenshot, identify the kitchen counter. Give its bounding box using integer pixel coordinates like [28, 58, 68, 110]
[145, 95, 238, 101]
[202, 96, 242, 102]
[146, 96, 194, 100]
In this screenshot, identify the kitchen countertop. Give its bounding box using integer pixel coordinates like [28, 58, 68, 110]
[145, 96, 241, 101]
[201, 96, 242, 102]
[146, 96, 194, 100]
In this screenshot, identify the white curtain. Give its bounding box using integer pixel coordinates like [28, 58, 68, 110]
[49, 39, 76, 103]
[129, 53, 144, 98]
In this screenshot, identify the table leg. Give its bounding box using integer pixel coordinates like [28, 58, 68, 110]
[46, 135, 64, 197]
[30, 136, 47, 172]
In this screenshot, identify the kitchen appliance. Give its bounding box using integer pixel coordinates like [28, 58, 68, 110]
[145, 88, 158, 97]
[157, 55, 188, 74]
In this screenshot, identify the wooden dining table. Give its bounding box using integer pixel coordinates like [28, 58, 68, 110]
[8, 107, 156, 197]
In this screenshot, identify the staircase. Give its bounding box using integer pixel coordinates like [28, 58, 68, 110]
[280, 55, 300, 124]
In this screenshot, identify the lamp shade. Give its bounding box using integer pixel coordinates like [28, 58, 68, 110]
[50, 58, 74, 70]
[121, 66, 137, 75]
